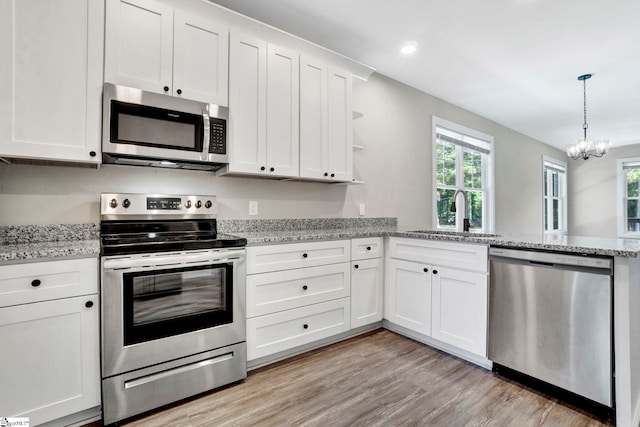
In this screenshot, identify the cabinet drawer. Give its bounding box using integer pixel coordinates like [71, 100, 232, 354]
[247, 263, 350, 318]
[388, 238, 488, 273]
[0, 258, 98, 307]
[247, 240, 350, 274]
[351, 237, 383, 260]
[247, 298, 350, 361]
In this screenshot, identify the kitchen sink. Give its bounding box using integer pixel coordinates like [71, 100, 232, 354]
[407, 230, 500, 238]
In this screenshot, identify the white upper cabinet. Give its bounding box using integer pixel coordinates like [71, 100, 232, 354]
[105, 0, 229, 105]
[327, 67, 353, 181]
[266, 44, 300, 177]
[226, 32, 299, 178]
[0, 0, 103, 164]
[172, 10, 229, 105]
[300, 57, 353, 182]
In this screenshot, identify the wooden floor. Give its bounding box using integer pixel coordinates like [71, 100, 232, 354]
[120, 329, 611, 427]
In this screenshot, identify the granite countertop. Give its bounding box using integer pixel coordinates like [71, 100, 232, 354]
[0, 224, 100, 265]
[3, 219, 640, 263]
[234, 225, 640, 258]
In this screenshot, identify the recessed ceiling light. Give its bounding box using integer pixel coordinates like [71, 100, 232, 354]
[401, 44, 417, 54]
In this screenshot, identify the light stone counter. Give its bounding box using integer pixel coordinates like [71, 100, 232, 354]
[0, 224, 100, 264]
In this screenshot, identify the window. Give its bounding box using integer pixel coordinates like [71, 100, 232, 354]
[432, 117, 494, 232]
[542, 156, 567, 234]
[618, 157, 640, 237]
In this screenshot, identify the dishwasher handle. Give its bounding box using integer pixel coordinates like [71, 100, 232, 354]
[489, 247, 612, 274]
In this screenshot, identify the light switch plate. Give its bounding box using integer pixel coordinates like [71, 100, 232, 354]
[249, 201, 258, 216]
[359, 203, 365, 216]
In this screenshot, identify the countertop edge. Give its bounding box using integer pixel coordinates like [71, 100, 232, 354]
[242, 230, 639, 258]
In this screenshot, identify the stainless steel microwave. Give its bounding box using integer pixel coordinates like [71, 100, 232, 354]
[102, 83, 229, 171]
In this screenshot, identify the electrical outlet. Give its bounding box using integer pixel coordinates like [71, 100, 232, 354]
[359, 203, 366, 216]
[249, 201, 258, 216]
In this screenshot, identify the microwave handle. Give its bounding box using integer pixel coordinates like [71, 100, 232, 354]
[202, 106, 210, 161]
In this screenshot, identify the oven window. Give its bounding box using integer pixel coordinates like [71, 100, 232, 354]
[123, 263, 233, 345]
[111, 101, 203, 152]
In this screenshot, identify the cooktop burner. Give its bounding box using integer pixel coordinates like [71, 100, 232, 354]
[100, 193, 246, 255]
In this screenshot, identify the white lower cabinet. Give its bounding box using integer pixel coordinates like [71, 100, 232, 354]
[385, 238, 488, 360]
[246, 240, 351, 364]
[247, 298, 350, 360]
[246, 263, 350, 318]
[384, 258, 432, 336]
[351, 237, 384, 329]
[0, 259, 100, 425]
[431, 266, 488, 356]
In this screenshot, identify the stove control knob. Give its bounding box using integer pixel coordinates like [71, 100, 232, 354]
[185, 200, 192, 209]
[196, 200, 202, 209]
[205, 200, 212, 209]
[109, 198, 118, 209]
[122, 199, 131, 208]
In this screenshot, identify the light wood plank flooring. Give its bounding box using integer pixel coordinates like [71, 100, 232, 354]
[120, 329, 612, 427]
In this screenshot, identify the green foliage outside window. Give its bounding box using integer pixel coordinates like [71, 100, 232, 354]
[435, 139, 484, 230]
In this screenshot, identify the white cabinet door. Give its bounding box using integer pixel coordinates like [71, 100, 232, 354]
[0, 295, 100, 425]
[104, 0, 174, 94]
[351, 258, 383, 329]
[384, 258, 431, 336]
[266, 44, 299, 177]
[431, 267, 488, 356]
[327, 66, 353, 181]
[173, 10, 229, 105]
[228, 32, 267, 174]
[227, 36, 299, 178]
[0, 0, 103, 164]
[300, 57, 353, 182]
[299, 56, 328, 180]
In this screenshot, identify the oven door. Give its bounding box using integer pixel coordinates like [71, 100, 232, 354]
[101, 248, 245, 378]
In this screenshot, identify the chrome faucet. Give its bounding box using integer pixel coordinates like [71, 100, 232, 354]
[450, 189, 470, 232]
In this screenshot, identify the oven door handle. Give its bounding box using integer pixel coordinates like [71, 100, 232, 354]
[103, 252, 243, 270]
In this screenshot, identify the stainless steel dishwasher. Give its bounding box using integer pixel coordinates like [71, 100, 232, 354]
[488, 247, 613, 408]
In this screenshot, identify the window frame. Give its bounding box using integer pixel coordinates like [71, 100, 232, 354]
[432, 116, 495, 233]
[617, 157, 640, 238]
[542, 155, 568, 235]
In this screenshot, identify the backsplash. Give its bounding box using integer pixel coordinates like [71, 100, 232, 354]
[0, 223, 100, 245]
[217, 217, 397, 233]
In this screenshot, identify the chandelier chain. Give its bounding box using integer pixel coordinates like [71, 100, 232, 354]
[583, 77, 588, 138]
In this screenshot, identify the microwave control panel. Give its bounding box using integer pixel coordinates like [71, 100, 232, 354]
[209, 118, 226, 154]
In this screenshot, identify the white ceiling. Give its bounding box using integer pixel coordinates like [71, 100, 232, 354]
[208, 0, 640, 151]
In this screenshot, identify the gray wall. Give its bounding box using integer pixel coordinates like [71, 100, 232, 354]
[569, 143, 640, 237]
[0, 72, 563, 233]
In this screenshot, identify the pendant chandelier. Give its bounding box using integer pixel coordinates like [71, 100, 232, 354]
[566, 74, 610, 160]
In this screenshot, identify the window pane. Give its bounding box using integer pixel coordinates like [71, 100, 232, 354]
[552, 171, 559, 197]
[628, 199, 639, 219]
[436, 140, 456, 186]
[544, 171, 548, 197]
[553, 199, 559, 230]
[436, 188, 456, 229]
[467, 191, 483, 231]
[627, 169, 640, 197]
[463, 148, 483, 188]
[544, 198, 548, 230]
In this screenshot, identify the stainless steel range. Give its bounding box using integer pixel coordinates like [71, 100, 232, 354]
[99, 193, 247, 426]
